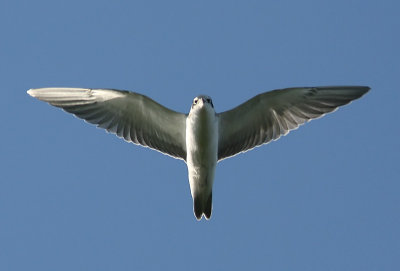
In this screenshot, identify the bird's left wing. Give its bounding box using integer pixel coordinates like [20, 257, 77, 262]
[217, 86, 369, 161]
[28, 88, 187, 160]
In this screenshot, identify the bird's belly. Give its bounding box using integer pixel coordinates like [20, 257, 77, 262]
[186, 111, 218, 198]
[186, 136, 217, 197]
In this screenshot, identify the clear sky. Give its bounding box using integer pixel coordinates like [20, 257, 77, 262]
[1, 0, 399, 270]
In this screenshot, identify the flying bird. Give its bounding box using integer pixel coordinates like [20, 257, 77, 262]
[27, 86, 369, 220]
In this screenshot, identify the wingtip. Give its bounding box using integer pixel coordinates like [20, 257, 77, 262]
[359, 86, 371, 97]
[27, 88, 39, 97]
[362, 86, 371, 92]
[344, 86, 370, 97]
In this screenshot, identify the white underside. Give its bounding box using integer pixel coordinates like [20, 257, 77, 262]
[186, 102, 218, 201]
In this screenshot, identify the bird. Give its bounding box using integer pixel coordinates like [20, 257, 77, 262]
[27, 86, 369, 220]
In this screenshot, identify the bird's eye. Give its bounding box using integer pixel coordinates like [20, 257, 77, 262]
[193, 99, 198, 105]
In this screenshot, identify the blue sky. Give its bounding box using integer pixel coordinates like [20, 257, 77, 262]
[1, 0, 399, 270]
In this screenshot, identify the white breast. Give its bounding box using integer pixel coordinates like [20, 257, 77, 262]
[185, 104, 218, 197]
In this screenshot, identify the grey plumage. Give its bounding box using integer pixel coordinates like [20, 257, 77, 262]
[217, 86, 368, 160]
[27, 88, 187, 160]
[28, 86, 369, 220]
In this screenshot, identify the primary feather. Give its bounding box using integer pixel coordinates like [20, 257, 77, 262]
[27, 88, 187, 160]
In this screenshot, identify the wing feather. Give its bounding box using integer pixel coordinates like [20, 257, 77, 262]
[28, 88, 187, 160]
[217, 86, 369, 161]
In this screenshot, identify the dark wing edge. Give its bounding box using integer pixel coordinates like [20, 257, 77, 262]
[28, 88, 187, 161]
[217, 86, 370, 161]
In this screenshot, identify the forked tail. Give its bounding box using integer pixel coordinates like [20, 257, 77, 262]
[193, 192, 212, 220]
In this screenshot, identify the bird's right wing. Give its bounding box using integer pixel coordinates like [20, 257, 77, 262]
[217, 86, 369, 161]
[28, 88, 187, 160]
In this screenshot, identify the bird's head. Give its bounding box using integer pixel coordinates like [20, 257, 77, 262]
[190, 95, 214, 111]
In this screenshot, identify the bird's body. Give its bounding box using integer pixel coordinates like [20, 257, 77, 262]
[186, 95, 218, 219]
[28, 86, 369, 220]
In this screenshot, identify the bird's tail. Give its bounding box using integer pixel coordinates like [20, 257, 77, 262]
[193, 192, 212, 220]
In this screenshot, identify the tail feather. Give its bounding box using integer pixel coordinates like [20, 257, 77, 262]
[193, 197, 203, 220]
[204, 192, 212, 220]
[193, 192, 213, 220]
